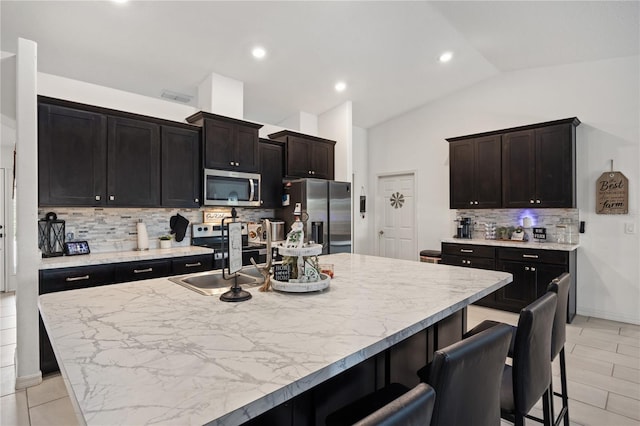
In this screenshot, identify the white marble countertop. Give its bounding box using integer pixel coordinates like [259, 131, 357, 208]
[39, 253, 512, 426]
[442, 238, 579, 251]
[39, 246, 214, 270]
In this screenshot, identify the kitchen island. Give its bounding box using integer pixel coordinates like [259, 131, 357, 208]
[39, 253, 512, 425]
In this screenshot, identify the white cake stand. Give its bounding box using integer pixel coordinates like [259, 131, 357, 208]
[271, 244, 330, 292]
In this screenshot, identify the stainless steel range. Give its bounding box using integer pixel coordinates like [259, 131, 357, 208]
[191, 223, 267, 269]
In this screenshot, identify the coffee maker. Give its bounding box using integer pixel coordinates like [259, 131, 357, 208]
[456, 217, 473, 239]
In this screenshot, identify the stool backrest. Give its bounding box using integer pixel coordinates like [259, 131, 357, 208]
[354, 383, 436, 426]
[428, 323, 512, 426]
[547, 272, 570, 359]
[512, 292, 557, 414]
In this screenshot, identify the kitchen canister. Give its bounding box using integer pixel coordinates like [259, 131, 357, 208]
[136, 219, 149, 250]
[484, 222, 497, 240]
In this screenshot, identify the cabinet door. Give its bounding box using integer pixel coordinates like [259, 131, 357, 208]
[39, 264, 115, 294]
[171, 254, 213, 275]
[474, 135, 502, 208]
[311, 141, 335, 180]
[449, 140, 475, 208]
[502, 130, 536, 208]
[161, 126, 200, 207]
[236, 126, 260, 172]
[260, 141, 284, 208]
[114, 259, 171, 283]
[534, 263, 567, 299]
[286, 136, 311, 177]
[495, 260, 536, 312]
[535, 124, 574, 207]
[107, 117, 160, 206]
[203, 119, 235, 170]
[38, 104, 107, 206]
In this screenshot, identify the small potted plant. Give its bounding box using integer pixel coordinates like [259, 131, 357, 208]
[159, 235, 172, 249]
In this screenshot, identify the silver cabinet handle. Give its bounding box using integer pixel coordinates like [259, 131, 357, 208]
[194, 198, 199, 203]
[460, 249, 473, 253]
[530, 199, 535, 204]
[525, 266, 530, 271]
[229, 161, 234, 166]
[522, 254, 539, 259]
[536, 200, 541, 204]
[109, 195, 115, 201]
[531, 267, 536, 271]
[95, 195, 101, 201]
[474, 201, 479, 205]
[134, 268, 153, 274]
[185, 262, 202, 268]
[235, 162, 239, 166]
[469, 201, 474, 205]
[66, 275, 89, 282]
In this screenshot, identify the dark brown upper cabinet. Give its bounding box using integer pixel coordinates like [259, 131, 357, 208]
[161, 126, 201, 208]
[268, 130, 336, 180]
[38, 103, 107, 206]
[448, 135, 502, 209]
[186, 111, 263, 173]
[448, 117, 579, 209]
[38, 96, 201, 208]
[259, 139, 284, 208]
[502, 122, 577, 208]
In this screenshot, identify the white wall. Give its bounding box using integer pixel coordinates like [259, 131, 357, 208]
[352, 125, 371, 255]
[367, 56, 640, 324]
[318, 101, 353, 183]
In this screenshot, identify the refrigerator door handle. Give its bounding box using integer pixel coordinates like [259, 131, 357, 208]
[312, 221, 324, 245]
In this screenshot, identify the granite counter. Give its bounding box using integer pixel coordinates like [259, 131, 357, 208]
[39, 253, 512, 425]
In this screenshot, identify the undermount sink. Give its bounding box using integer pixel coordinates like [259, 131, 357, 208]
[169, 268, 264, 296]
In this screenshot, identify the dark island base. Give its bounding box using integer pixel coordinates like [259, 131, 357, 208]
[242, 309, 466, 426]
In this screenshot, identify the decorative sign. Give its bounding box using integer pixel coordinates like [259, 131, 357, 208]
[273, 264, 290, 282]
[203, 211, 227, 222]
[532, 227, 547, 240]
[596, 171, 628, 214]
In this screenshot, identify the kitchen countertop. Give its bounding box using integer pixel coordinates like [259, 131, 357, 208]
[39, 246, 214, 270]
[442, 238, 579, 251]
[39, 253, 512, 426]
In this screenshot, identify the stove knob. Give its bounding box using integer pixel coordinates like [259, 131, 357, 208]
[204, 226, 209, 231]
[197, 227, 202, 232]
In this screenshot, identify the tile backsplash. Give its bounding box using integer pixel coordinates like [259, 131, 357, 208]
[37, 207, 277, 253]
[454, 208, 580, 244]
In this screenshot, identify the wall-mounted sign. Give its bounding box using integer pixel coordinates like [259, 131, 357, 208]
[596, 171, 628, 214]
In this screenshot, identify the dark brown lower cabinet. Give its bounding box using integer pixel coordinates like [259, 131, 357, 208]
[441, 243, 576, 322]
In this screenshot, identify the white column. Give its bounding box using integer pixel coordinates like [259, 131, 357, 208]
[15, 38, 42, 389]
[277, 111, 319, 136]
[197, 72, 243, 119]
[318, 101, 353, 182]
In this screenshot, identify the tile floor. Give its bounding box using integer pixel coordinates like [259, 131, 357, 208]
[1, 291, 639, 425]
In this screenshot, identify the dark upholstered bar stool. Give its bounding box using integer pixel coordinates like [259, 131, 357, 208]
[425, 323, 512, 426]
[501, 292, 557, 426]
[325, 382, 435, 426]
[466, 273, 571, 426]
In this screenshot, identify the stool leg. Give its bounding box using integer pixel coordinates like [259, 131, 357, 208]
[559, 348, 570, 426]
[542, 388, 553, 426]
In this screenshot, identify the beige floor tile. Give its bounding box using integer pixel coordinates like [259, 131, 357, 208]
[565, 350, 614, 377]
[588, 316, 638, 331]
[29, 396, 79, 426]
[567, 363, 640, 400]
[1, 343, 15, 367]
[607, 392, 640, 421]
[565, 330, 619, 353]
[564, 378, 608, 409]
[570, 398, 640, 426]
[0, 389, 29, 426]
[27, 374, 69, 408]
[618, 343, 640, 358]
[581, 328, 640, 348]
[0, 316, 16, 331]
[1, 365, 16, 397]
[1, 328, 17, 346]
[613, 364, 640, 384]
[572, 344, 640, 370]
[621, 328, 640, 339]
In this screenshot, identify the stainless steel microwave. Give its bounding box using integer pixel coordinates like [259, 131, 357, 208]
[203, 169, 261, 207]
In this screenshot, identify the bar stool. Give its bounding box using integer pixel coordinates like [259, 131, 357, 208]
[501, 292, 557, 426]
[325, 382, 435, 426]
[426, 323, 512, 426]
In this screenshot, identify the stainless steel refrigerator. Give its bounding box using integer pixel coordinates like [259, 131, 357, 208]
[278, 179, 352, 255]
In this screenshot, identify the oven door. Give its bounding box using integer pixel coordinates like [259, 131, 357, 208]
[204, 169, 261, 207]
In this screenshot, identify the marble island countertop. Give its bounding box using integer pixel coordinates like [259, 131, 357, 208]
[39, 246, 214, 270]
[442, 238, 579, 251]
[39, 253, 512, 425]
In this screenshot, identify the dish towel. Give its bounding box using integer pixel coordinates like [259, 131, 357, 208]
[170, 213, 190, 242]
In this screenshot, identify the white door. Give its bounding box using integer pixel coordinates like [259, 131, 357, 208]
[0, 169, 5, 292]
[376, 173, 416, 260]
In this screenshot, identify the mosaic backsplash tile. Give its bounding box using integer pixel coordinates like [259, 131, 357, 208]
[37, 207, 277, 253]
[453, 208, 580, 244]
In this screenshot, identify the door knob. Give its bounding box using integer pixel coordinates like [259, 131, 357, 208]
[378, 230, 384, 236]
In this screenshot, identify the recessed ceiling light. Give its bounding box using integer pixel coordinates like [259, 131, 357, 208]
[335, 81, 347, 92]
[252, 47, 266, 59]
[112, 0, 128, 4]
[439, 51, 453, 63]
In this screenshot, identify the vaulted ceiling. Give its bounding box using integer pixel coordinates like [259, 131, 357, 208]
[1, 1, 638, 128]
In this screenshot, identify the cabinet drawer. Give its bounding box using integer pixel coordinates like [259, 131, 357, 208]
[441, 255, 495, 270]
[114, 259, 171, 282]
[171, 255, 213, 275]
[39, 264, 115, 294]
[498, 247, 568, 265]
[442, 243, 495, 259]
